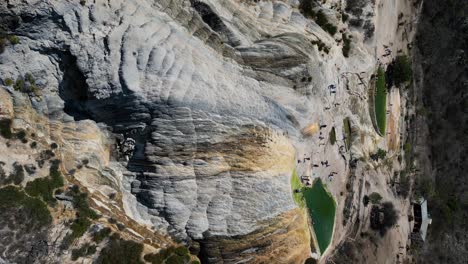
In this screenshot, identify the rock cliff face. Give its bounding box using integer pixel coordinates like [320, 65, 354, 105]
[0, 0, 422, 263]
[414, 0, 468, 263]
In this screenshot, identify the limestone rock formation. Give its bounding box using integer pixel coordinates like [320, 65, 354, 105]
[0, 0, 424, 263]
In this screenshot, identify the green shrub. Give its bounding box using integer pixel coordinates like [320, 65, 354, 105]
[342, 13, 349, 22]
[70, 217, 92, 239]
[329, 127, 336, 145]
[376, 148, 387, 160]
[8, 35, 20, 45]
[4, 78, 13, 86]
[369, 192, 382, 204]
[25, 73, 35, 85]
[16, 130, 26, 140]
[0, 119, 12, 139]
[13, 78, 24, 91]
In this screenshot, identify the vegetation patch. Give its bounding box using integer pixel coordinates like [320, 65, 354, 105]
[311, 39, 330, 54]
[0, 119, 12, 139]
[5, 162, 24, 185]
[25, 159, 64, 205]
[343, 117, 351, 149]
[7, 35, 20, 45]
[4, 78, 13, 86]
[69, 187, 99, 237]
[298, 2, 337, 35]
[97, 234, 144, 264]
[370, 202, 398, 236]
[315, 10, 338, 35]
[144, 246, 192, 264]
[398, 171, 410, 198]
[71, 243, 97, 261]
[0, 186, 52, 228]
[92, 227, 112, 243]
[369, 192, 382, 204]
[12, 73, 41, 96]
[371, 148, 387, 161]
[329, 127, 336, 145]
[375, 67, 387, 135]
[290, 169, 305, 208]
[390, 55, 412, 87]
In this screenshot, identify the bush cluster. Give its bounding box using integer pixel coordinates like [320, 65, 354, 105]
[25, 159, 64, 205]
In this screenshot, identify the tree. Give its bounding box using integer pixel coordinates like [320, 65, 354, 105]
[369, 192, 382, 204]
[381, 202, 398, 230]
[376, 148, 387, 160]
[392, 55, 412, 86]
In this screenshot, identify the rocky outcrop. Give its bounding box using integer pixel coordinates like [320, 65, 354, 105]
[0, 0, 419, 263]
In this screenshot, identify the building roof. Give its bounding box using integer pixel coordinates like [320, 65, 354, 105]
[418, 198, 432, 241]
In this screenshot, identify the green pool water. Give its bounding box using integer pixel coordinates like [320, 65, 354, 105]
[302, 179, 336, 254]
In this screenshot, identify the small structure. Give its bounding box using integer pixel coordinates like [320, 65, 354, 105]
[411, 198, 432, 244]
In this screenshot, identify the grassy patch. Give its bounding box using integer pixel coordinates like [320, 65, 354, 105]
[329, 127, 336, 145]
[291, 169, 305, 208]
[0, 186, 52, 227]
[343, 117, 351, 149]
[375, 67, 387, 135]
